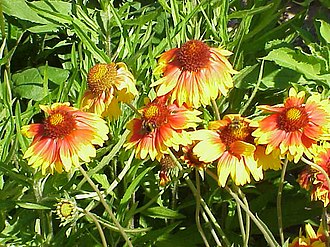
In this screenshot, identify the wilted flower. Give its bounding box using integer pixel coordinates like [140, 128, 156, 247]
[151, 40, 237, 108]
[125, 96, 201, 161]
[22, 103, 109, 174]
[81, 63, 138, 119]
[253, 88, 330, 163]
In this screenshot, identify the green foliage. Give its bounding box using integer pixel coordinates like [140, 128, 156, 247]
[1, 0, 330, 246]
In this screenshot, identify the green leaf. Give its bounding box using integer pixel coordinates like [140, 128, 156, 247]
[16, 202, 51, 210]
[318, 19, 330, 43]
[12, 68, 45, 101]
[38, 66, 70, 85]
[142, 207, 185, 219]
[120, 167, 153, 206]
[228, 3, 274, 19]
[92, 174, 110, 190]
[2, 0, 49, 24]
[263, 47, 329, 83]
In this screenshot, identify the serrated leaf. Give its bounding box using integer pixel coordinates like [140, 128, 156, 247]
[142, 207, 185, 219]
[263, 47, 328, 83]
[318, 19, 330, 43]
[16, 202, 51, 210]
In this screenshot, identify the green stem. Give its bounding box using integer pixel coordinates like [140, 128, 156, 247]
[206, 169, 279, 247]
[211, 99, 221, 120]
[195, 169, 211, 247]
[277, 158, 288, 246]
[77, 165, 133, 247]
[168, 151, 230, 246]
[237, 188, 250, 247]
[226, 187, 280, 247]
[232, 186, 246, 243]
[239, 59, 264, 115]
[201, 209, 222, 246]
[84, 209, 108, 247]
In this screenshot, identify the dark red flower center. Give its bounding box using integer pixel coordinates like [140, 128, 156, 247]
[176, 40, 211, 72]
[43, 110, 76, 138]
[219, 118, 252, 147]
[141, 103, 169, 133]
[87, 63, 117, 95]
[278, 107, 309, 132]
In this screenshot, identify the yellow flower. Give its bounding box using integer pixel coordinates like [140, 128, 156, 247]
[22, 103, 108, 174]
[191, 114, 267, 187]
[151, 40, 237, 108]
[253, 88, 330, 163]
[125, 96, 201, 161]
[81, 63, 138, 119]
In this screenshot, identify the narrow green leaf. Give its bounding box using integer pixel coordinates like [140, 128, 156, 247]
[228, 3, 274, 19]
[120, 167, 153, 206]
[142, 206, 185, 219]
[16, 202, 51, 210]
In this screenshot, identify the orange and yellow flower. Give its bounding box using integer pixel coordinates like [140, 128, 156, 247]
[299, 145, 330, 206]
[22, 103, 109, 174]
[181, 142, 209, 169]
[289, 223, 326, 247]
[81, 63, 138, 119]
[253, 88, 330, 163]
[151, 40, 237, 108]
[191, 114, 269, 187]
[125, 96, 201, 161]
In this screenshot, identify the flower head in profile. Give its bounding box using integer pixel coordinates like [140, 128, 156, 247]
[22, 103, 109, 174]
[81, 63, 138, 119]
[181, 142, 209, 169]
[151, 40, 237, 108]
[125, 96, 201, 161]
[191, 114, 266, 187]
[289, 223, 326, 247]
[159, 154, 176, 186]
[253, 88, 330, 163]
[299, 146, 330, 206]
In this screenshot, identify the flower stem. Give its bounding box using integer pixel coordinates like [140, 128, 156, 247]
[277, 158, 288, 246]
[239, 59, 264, 115]
[77, 165, 133, 247]
[226, 186, 280, 247]
[195, 169, 211, 247]
[84, 209, 108, 247]
[206, 169, 279, 247]
[211, 99, 221, 120]
[168, 151, 230, 246]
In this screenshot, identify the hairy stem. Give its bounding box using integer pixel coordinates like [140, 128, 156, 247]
[277, 158, 288, 245]
[78, 165, 133, 247]
[84, 209, 108, 247]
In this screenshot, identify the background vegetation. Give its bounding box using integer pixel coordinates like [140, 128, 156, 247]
[0, 0, 329, 246]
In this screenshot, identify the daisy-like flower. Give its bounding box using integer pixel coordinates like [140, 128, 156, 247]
[151, 40, 237, 108]
[81, 63, 138, 119]
[159, 154, 176, 186]
[289, 223, 326, 247]
[22, 103, 109, 174]
[252, 88, 330, 163]
[191, 114, 266, 187]
[125, 96, 201, 161]
[299, 146, 330, 206]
